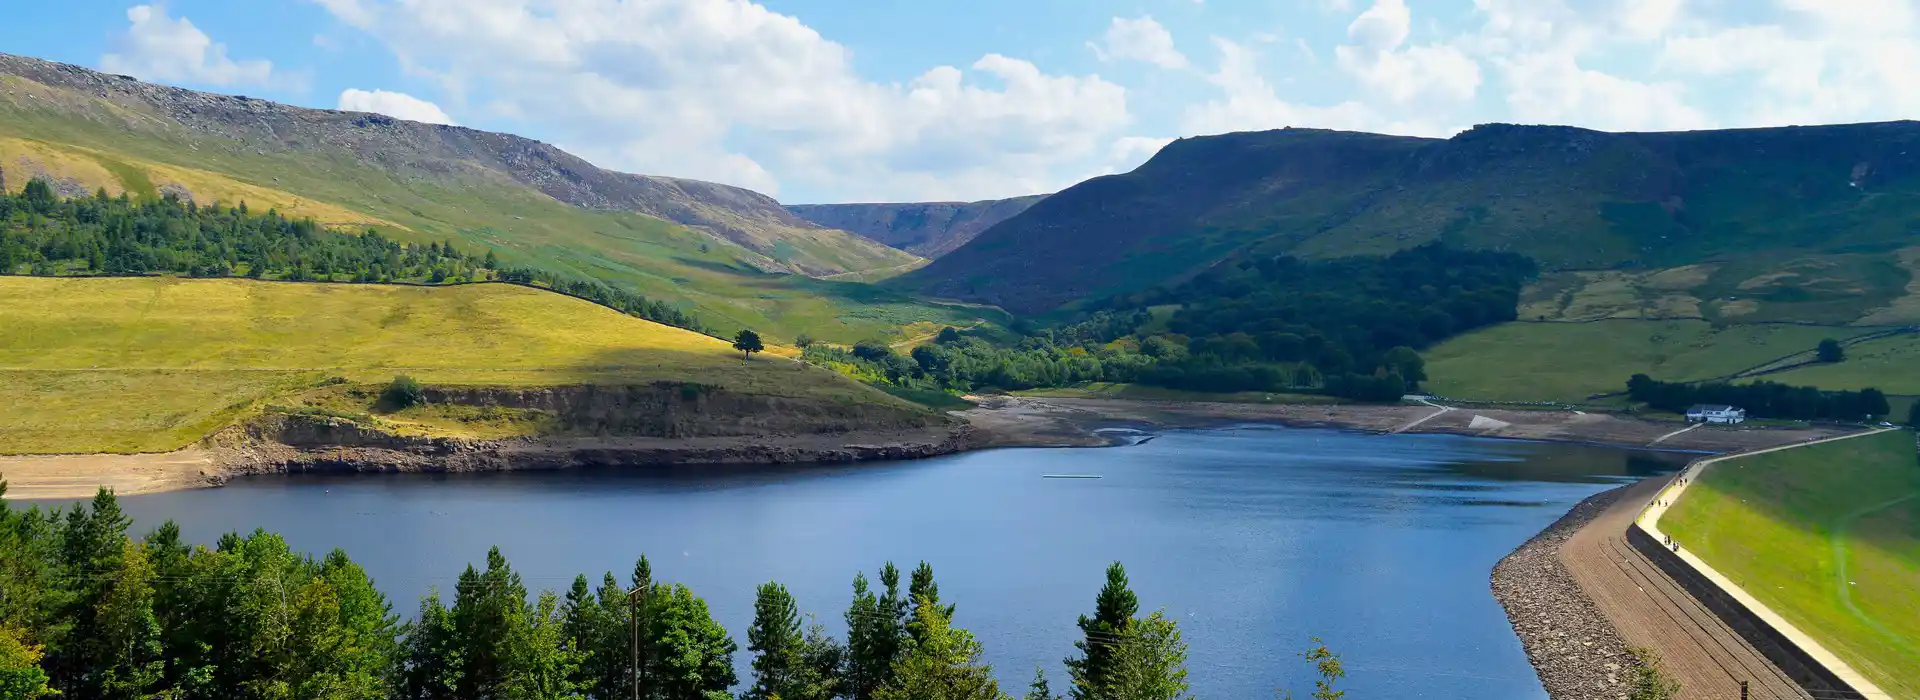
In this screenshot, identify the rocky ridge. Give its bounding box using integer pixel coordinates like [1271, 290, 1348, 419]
[0, 52, 913, 276]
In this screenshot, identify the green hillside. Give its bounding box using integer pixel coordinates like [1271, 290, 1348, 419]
[0, 277, 928, 454]
[1422, 321, 1920, 402]
[1664, 430, 1920, 697]
[0, 53, 975, 344]
[906, 122, 1920, 317]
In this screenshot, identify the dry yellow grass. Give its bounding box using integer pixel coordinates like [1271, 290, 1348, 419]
[1, 137, 123, 192]
[0, 277, 904, 453]
[0, 137, 396, 228]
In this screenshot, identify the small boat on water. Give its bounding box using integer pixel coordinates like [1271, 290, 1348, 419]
[1042, 474, 1103, 479]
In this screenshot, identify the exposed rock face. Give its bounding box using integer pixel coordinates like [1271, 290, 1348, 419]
[1492, 486, 1642, 699]
[787, 195, 1046, 258]
[208, 382, 971, 479]
[0, 52, 912, 276]
[420, 384, 945, 437]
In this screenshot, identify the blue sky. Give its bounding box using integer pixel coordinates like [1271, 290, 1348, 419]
[4, 1, 1917, 203]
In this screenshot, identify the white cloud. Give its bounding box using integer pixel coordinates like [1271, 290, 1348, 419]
[1089, 16, 1189, 69]
[1335, 0, 1481, 105]
[99, 4, 276, 87]
[338, 88, 457, 125]
[305, 0, 1130, 202]
[1183, 37, 1453, 137]
[1499, 50, 1710, 131]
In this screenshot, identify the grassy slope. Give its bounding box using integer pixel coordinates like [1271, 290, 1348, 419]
[1663, 431, 1920, 697]
[1761, 333, 1920, 395]
[907, 122, 1920, 320]
[0, 75, 981, 344]
[1421, 321, 1864, 402]
[0, 277, 920, 454]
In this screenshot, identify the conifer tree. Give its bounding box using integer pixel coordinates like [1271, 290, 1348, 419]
[1065, 562, 1138, 700]
[1024, 667, 1055, 700]
[399, 589, 462, 700]
[875, 599, 1007, 700]
[745, 581, 806, 700]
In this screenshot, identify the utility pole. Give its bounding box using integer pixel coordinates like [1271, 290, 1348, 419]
[630, 584, 649, 700]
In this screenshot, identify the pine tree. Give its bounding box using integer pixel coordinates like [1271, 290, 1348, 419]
[89, 540, 164, 699]
[1024, 667, 1055, 700]
[846, 564, 909, 700]
[588, 572, 633, 700]
[875, 599, 1007, 700]
[745, 581, 806, 700]
[504, 590, 585, 700]
[907, 562, 955, 647]
[562, 574, 599, 695]
[399, 589, 462, 700]
[1104, 611, 1190, 700]
[644, 584, 735, 700]
[452, 546, 528, 698]
[1065, 562, 1138, 700]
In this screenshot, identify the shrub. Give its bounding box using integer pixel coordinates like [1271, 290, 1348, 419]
[381, 375, 426, 409]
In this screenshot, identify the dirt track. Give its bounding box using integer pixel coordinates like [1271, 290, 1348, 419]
[1559, 475, 1812, 700]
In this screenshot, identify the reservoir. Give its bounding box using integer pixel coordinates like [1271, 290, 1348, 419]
[98, 426, 1684, 698]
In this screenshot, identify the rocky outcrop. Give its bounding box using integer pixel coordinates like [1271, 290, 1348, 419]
[420, 383, 943, 438]
[1492, 486, 1643, 699]
[207, 413, 975, 482]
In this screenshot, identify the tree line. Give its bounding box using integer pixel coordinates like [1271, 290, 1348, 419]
[0, 485, 1347, 700]
[0, 181, 706, 333]
[1625, 374, 1892, 421]
[805, 245, 1527, 402]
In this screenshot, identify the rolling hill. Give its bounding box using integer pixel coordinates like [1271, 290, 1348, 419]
[788, 195, 1046, 258]
[905, 122, 1920, 318]
[0, 52, 977, 343]
[0, 276, 933, 454]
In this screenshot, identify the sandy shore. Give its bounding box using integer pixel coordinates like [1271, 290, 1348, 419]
[0, 449, 220, 500]
[1, 396, 1854, 500]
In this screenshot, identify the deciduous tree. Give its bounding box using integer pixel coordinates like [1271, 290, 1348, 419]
[734, 330, 765, 360]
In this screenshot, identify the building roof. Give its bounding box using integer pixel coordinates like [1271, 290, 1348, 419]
[1687, 404, 1742, 413]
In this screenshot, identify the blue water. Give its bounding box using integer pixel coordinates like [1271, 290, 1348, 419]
[94, 426, 1681, 698]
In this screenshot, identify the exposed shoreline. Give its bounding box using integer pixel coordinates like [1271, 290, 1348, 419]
[1, 396, 1853, 500]
[1490, 484, 1643, 699]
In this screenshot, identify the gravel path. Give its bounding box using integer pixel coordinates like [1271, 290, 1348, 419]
[1559, 476, 1811, 700]
[1492, 485, 1642, 700]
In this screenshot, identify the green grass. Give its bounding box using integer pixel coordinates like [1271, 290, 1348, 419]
[875, 386, 976, 411]
[0, 78, 983, 344]
[1423, 320, 1885, 402]
[0, 277, 921, 454]
[1758, 333, 1920, 395]
[1663, 430, 1920, 697]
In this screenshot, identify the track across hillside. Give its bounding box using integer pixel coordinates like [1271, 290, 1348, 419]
[1559, 476, 1811, 700]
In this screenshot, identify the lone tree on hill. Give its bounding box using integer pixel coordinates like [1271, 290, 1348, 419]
[1818, 338, 1845, 363]
[734, 329, 765, 359]
[383, 375, 425, 409]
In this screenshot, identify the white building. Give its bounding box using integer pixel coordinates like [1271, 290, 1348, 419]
[1686, 404, 1747, 424]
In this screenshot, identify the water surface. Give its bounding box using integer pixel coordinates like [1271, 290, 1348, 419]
[99, 426, 1683, 698]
